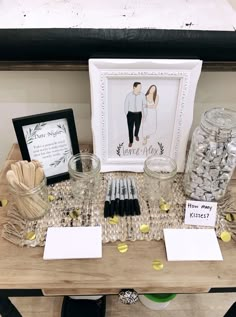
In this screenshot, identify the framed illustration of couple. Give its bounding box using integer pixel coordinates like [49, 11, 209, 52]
[89, 59, 202, 172]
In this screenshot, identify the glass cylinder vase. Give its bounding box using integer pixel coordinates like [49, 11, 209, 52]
[144, 155, 177, 212]
[68, 153, 101, 206]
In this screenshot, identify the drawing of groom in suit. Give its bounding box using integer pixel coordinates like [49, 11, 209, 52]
[124, 82, 146, 148]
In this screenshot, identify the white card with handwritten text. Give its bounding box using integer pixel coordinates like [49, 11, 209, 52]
[22, 118, 73, 177]
[185, 200, 217, 227]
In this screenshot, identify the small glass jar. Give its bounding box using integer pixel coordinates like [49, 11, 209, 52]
[9, 177, 50, 220]
[184, 108, 236, 201]
[68, 153, 101, 205]
[144, 155, 177, 211]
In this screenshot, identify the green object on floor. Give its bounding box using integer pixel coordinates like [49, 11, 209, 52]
[144, 293, 176, 302]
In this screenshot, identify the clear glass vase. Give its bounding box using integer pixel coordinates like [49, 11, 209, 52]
[144, 155, 177, 212]
[68, 153, 101, 206]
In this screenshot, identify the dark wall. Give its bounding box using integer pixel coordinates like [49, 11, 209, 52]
[0, 29, 236, 61]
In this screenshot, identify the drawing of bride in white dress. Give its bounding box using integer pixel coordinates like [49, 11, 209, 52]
[142, 85, 159, 145]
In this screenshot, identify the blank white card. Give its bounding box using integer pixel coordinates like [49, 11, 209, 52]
[163, 229, 223, 261]
[43, 226, 102, 260]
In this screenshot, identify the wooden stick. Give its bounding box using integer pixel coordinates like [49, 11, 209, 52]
[22, 162, 31, 188]
[35, 167, 44, 186]
[28, 162, 36, 188]
[31, 160, 43, 168]
[6, 170, 20, 189]
[15, 162, 24, 183]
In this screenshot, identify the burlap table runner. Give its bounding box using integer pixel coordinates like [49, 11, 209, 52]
[2, 173, 235, 247]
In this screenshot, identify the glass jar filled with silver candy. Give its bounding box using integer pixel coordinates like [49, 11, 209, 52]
[184, 108, 236, 201]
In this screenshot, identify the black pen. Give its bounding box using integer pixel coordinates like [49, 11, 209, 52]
[104, 179, 112, 218]
[115, 178, 120, 215]
[131, 178, 141, 215]
[123, 178, 129, 216]
[127, 178, 134, 216]
[119, 178, 125, 217]
[110, 179, 116, 218]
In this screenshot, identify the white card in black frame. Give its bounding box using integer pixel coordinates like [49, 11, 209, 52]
[13, 109, 80, 184]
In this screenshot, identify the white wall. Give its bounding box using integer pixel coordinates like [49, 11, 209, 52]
[0, 71, 91, 166]
[0, 0, 235, 30]
[0, 70, 236, 167]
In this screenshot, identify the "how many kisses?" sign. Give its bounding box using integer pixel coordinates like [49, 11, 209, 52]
[184, 200, 217, 227]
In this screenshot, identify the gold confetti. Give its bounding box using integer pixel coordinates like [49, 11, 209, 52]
[225, 214, 234, 222]
[25, 231, 36, 241]
[160, 202, 171, 212]
[48, 195, 55, 202]
[0, 199, 8, 207]
[139, 224, 150, 233]
[220, 231, 231, 242]
[152, 259, 164, 271]
[69, 209, 80, 219]
[117, 243, 128, 253]
[159, 197, 170, 212]
[109, 216, 119, 225]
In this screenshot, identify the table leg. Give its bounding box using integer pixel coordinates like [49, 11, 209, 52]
[224, 302, 236, 317]
[0, 297, 22, 317]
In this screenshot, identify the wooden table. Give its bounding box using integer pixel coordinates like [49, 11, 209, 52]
[0, 144, 236, 297]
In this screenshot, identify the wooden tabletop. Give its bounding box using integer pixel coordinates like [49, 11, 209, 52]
[0, 144, 236, 296]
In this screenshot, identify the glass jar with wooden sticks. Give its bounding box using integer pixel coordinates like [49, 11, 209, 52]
[7, 161, 50, 220]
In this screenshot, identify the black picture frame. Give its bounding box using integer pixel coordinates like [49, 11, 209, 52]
[12, 108, 80, 184]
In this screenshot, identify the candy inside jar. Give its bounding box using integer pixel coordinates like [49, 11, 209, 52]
[184, 108, 236, 201]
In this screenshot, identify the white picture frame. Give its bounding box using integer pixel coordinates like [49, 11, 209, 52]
[89, 59, 202, 172]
